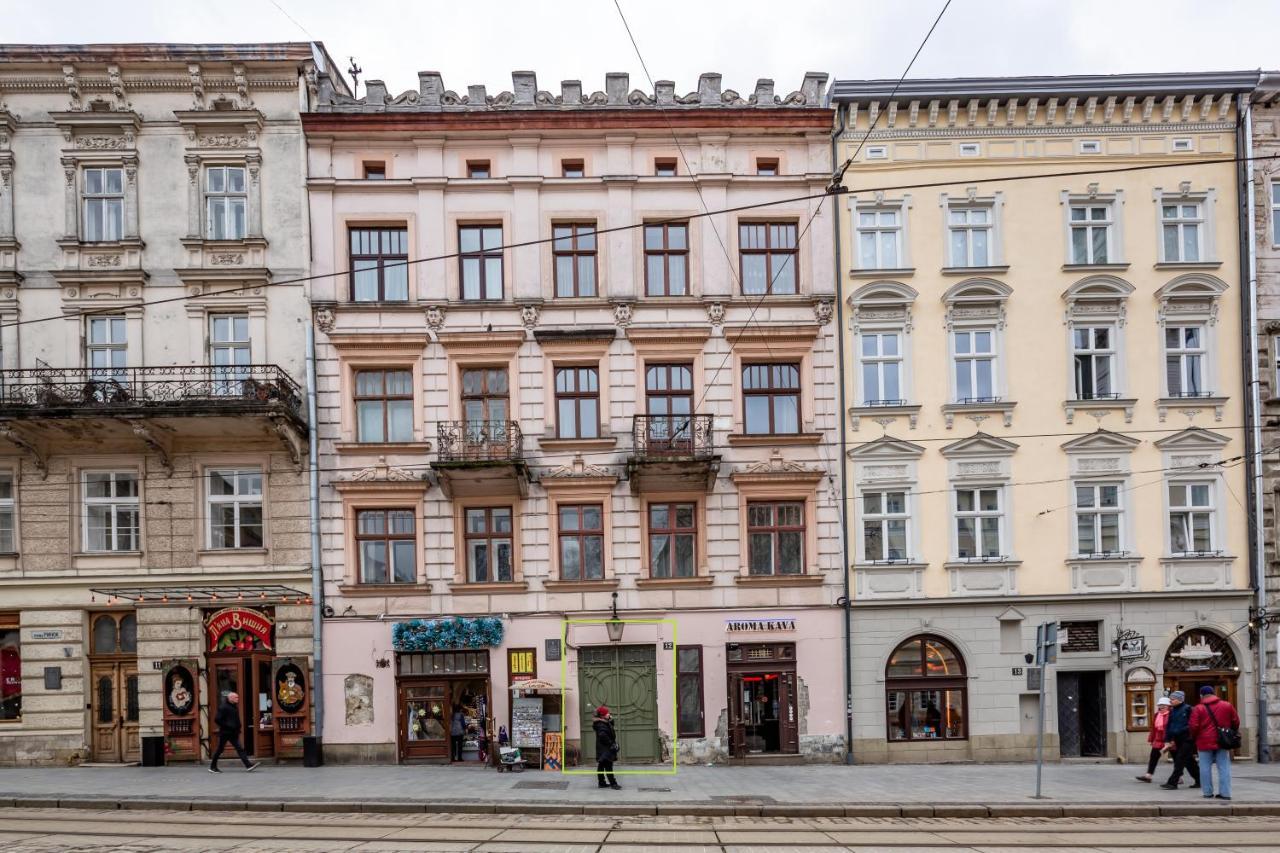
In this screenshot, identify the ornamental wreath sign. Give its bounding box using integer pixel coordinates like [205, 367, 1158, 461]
[392, 616, 504, 652]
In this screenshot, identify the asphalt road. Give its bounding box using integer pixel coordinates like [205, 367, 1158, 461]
[0, 807, 1278, 851]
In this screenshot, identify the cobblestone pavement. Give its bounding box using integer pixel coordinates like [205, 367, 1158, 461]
[0, 761, 1278, 807]
[1, 807, 1279, 852]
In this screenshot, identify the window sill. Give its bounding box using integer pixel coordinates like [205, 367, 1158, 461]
[735, 574, 825, 587]
[944, 559, 1022, 569]
[1156, 396, 1227, 423]
[333, 441, 433, 455]
[337, 583, 432, 596]
[1160, 553, 1233, 562]
[448, 581, 529, 594]
[854, 561, 927, 571]
[536, 435, 618, 452]
[940, 265, 1009, 276]
[726, 432, 823, 447]
[1063, 397, 1136, 424]
[543, 579, 620, 592]
[1062, 262, 1130, 272]
[849, 267, 915, 279]
[635, 576, 715, 589]
[1065, 554, 1141, 564]
[848, 404, 921, 430]
[197, 548, 270, 567]
[197, 547, 269, 556]
[940, 400, 1016, 429]
[71, 552, 143, 570]
[1153, 261, 1222, 270]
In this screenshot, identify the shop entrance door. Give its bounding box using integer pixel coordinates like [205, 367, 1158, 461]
[725, 642, 799, 758]
[398, 680, 449, 762]
[208, 654, 275, 758]
[1057, 670, 1107, 758]
[577, 645, 659, 763]
[89, 661, 140, 763]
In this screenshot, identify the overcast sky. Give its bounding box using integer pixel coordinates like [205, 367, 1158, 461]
[5, 0, 1278, 98]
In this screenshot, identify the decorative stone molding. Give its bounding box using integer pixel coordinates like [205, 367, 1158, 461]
[313, 304, 336, 334]
[541, 453, 615, 480]
[813, 299, 833, 326]
[941, 278, 1011, 331]
[0, 422, 47, 478]
[612, 302, 634, 328]
[349, 456, 423, 482]
[705, 301, 725, 326]
[520, 303, 540, 330]
[425, 305, 446, 331]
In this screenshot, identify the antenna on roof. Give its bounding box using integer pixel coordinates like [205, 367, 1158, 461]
[348, 57, 363, 98]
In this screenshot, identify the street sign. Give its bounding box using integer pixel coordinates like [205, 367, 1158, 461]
[1035, 622, 1058, 665]
[1118, 636, 1146, 660]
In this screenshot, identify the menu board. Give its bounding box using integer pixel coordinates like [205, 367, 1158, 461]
[512, 696, 543, 748]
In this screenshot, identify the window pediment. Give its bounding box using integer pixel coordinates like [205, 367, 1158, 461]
[848, 435, 925, 461]
[174, 109, 264, 151]
[1153, 426, 1230, 452]
[942, 278, 1010, 329]
[940, 432, 1018, 459]
[1060, 429, 1141, 454]
[1063, 275, 1133, 325]
[1155, 273, 1228, 324]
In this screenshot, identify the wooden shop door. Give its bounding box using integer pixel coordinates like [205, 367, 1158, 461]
[89, 661, 140, 763]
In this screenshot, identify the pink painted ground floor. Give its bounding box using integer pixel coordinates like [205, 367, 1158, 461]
[320, 609, 847, 765]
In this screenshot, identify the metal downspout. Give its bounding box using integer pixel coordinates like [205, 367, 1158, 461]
[307, 322, 324, 739]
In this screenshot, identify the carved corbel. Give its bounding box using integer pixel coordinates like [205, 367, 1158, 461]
[125, 419, 173, 476]
[272, 416, 306, 472]
[0, 423, 47, 478]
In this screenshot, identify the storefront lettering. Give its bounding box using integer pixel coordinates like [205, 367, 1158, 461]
[204, 607, 274, 651]
[724, 618, 798, 632]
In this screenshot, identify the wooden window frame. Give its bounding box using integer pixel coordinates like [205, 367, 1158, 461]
[552, 222, 598, 298]
[755, 158, 779, 176]
[461, 366, 510, 426]
[561, 159, 585, 178]
[463, 506, 514, 583]
[354, 368, 414, 444]
[204, 165, 248, 241]
[645, 363, 694, 416]
[354, 508, 417, 585]
[554, 365, 600, 439]
[654, 158, 678, 177]
[884, 634, 969, 742]
[205, 468, 264, 551]
[746, 500, 805, 576]
[648, 501, 697, 579]
[466, 159, 492, 179]
[742, 362, 801, 435]
[738, 221, 798, 296]
[90, 611, 138, 657]
[349, 227, 410, 302]
[676, 645, 704, 738]
[557, 503, 605, 581]
[81, 470, 140, 553]
[643, 222, 690, 297]
[82, 165, 124, 243]
[0, 472, 14, 553]
[1124, 667, 1156, 732]
[362, 161, 387, 180]
[458, 224, 504, 301]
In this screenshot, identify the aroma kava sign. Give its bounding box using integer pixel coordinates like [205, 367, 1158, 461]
[724, 617, 798, 632]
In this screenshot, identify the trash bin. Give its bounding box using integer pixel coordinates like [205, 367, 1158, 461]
[302, 736, 323, 768]
[140, 736, 165, 767]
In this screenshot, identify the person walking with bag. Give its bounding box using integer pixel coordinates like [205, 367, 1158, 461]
[593, 705, 621, 790]
[208, 691, 259, 773]
[1160, 691, 1200, 789]
[1188, 685, 1241, 800]
[1136, 696, 1172, 782]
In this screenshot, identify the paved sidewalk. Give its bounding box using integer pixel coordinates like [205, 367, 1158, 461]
[0, 761, 1277, 813]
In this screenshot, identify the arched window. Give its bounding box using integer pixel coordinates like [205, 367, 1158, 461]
[885, 635, 968, 741]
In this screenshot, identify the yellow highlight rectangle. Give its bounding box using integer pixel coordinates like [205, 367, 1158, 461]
[559, 618, 679, 776]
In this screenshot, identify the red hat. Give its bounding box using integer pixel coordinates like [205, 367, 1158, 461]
[596, 705, 610, 716]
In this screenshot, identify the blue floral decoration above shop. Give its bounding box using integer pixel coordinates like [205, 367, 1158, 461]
[392, 616, 504, 651]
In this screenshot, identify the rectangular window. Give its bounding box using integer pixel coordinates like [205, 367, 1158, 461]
[82, 471, 139, 553]
[860, 332, 902, 405]
[676, 645, 704, 738]
[363, 161, 386, 180]
[649, 502, 696, 578]
[739, 222, 798, 295]
[459, 225, 503, 301]
[644, 222, 689, 296]
[1079, 140, 1102, 154]
[953, 329, 996, 402]
[1075, 483, 1121, 556]
[1168, 481, 1214, 554]
[558, 503, 604, 580]
[0, 473, 13, 553]
[654, 158, 677, 177]
[742, 362, 800, 435]
[461, 367, 509, 433]
[554, 366, 599, 439]
[210, 314, 250, 394]
[561, 159, 584, 178]
[1069, 204, 1111, 264]
[747, 501, 804, 575]
[205, 166, 247, 240]
[356, 509, 416, 584]
[1, 614, 19, 722]
[644, 363, 693, 452]
[553, 223, 597, 298]
[82, 166, 123, 242]
[1161, 201, 1202, 262]
[955, 487, 1002, 559]
[86, 316, 127, 381]
[466, 160, 491, 179]
[465, 507, 513, 583]
[863, 491, 908, 562]
[755, 158, 778, 176]
[1164, 325, 1206, 397]
[948, 207, 991, 266]
[1272, 181, 1280, 245]
[857, 209, 901, 269]
[355, 369, 414, 443]
[350, 227, 409, 302]
[206, 469, 263, 550]
[1073, 326, 1114, 399]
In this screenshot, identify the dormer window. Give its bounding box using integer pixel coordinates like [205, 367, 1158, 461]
[467, 160, 491, 179]
[654, 158, 677, 177]
[756, 158, 779, 176]
[363, 161, 387, 180]
[561, 159, 584, 178]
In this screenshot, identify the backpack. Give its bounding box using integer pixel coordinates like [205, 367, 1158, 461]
[1205, 701, 1242, 751]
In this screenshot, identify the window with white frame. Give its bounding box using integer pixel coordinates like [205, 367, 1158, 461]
[860, 332, 903, 405]
[1073, 326, 1115, 399]
[206, 469, 263, 549]
[205, 166, 247, 240]
[82, 471, 139, 552]
[862, 490, 908, 562]
[0, 473, 13, 553]
[1168, 480, 1215, 554]
[82, 167, 124, 242]
[1164, 325, 1207, 397]
[1069, 204, 1112, 264]
[954, 486, 1002, 559]
[1075, 482, 1122, 556]
[86, 316, 127, 380]
[1160, 201, 1203, 262]
[209, 314, 250, 394]
[953, 329, 997, 402]
[948, 207, 992, 267]
[857, 209, 902, 269]
[1271, 181, 1280, 245]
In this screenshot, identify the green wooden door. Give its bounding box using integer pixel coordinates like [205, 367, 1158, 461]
[578, 645, 659, 763]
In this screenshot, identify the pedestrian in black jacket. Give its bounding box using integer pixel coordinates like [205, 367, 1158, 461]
[209, 691, 259, 773]
[593, 705, 621, 790]
[1160, 691, 1200, 789]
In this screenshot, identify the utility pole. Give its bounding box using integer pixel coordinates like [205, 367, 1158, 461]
[1034, 621, 1058, 799]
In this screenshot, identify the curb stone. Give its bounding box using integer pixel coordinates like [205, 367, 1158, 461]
[581, 804, 656, 815]
[281, 800, 365, 813]
[13, 799, 59, 809]
[59, 798, 119, 810]
[987, 805, 1063, 817]
[932, 805, 990, 818]
[843, 805, 901, 817]
[1061, 804, 1158, 817]
[125, 800, 192, 811]
[189, 800, 248, 811]
[761, 804, 844, 817]
[899, 805, 934, 817]
[244, 801, 284, 812]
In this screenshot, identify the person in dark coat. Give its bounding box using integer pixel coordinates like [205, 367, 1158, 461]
[1160, 691, 1200, 789]
[450, 708, 467, 762]
[1188, 685, 1240, 800]
[209, 691, 259, 773]
[593, 705, 621, 790]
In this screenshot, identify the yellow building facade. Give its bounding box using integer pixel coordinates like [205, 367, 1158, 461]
[830, 73, 1261, 762]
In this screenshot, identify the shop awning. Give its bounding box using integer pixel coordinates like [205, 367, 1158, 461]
[89, 584, 312, 605]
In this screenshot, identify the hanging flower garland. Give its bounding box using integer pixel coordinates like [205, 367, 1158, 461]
[392, 616, 504, 651]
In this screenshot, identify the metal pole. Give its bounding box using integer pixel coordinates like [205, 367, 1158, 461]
[1035, 626, 1047, 798]
[306, 322, 323, 738]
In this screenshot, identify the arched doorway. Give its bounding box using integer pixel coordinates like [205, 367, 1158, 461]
[884, 635, 968, 741]
[1163, 628, 1239, 709]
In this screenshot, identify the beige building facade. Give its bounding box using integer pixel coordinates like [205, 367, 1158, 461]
[830, 73, 1261, 762]
[0, 43, 340, 765]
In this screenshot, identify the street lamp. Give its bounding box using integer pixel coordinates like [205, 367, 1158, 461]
[606, 591, 624, 642]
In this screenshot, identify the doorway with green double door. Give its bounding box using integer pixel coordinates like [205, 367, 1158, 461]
[578, 645, 659, 763]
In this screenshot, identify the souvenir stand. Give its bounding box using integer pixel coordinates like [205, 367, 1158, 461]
[509, 679, 562, 770]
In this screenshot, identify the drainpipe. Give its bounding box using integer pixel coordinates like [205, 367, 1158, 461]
[830, 101, 855, 765]
[307, 322, 324, 739]
[1239, 84, 1270, 764]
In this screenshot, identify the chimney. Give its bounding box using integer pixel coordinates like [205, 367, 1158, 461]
[512, 71, 537, 106]
[655, 81, 675, 106]
[800, 72, 829, 106]
[467, 84, 488, 108]
[605, 73, 629, 106]
[754, 79, 775, 106]
[561, 80, 582, 105]
[698, 73, 722, 106]
[418, 72, 443, 107]
[363, 80, 387, 108]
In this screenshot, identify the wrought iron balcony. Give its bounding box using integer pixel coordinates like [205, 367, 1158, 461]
[632, 414, 715, 460]
[436, 420, 523, 463]
[0, 365, 304, 422]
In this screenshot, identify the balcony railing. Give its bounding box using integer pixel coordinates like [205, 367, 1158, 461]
[436, 420, 523, 463]
[0, 365, 304, 419]
[632, 414, 715, 460]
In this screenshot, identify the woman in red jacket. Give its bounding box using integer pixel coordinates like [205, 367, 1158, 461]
[1188, 685, 1240, 800]
[1135, 696, 1172, 782]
